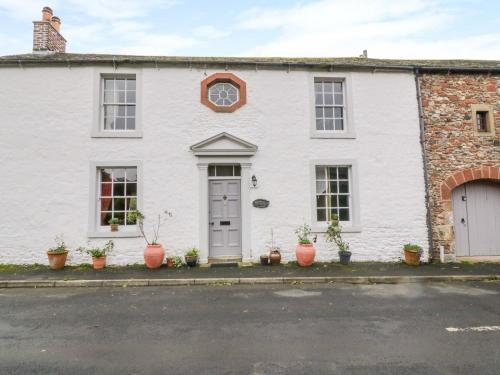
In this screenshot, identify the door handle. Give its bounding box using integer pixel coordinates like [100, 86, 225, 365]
[210, 222, 214, 226]
[461, 218, 466, 224]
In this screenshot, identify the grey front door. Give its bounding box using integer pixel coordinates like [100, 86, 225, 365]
[209, 180, 241, 258]
[452, 181, 500, 256]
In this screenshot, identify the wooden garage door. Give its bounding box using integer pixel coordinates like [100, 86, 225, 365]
[452, 181, 500, 256]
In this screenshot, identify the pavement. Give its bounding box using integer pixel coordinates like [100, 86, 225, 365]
[0, 282, 499, 374]
[0, 262, 499, 288]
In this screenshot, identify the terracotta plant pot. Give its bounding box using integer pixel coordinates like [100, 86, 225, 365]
[92, 256, 106, 269]
[295, 243, 316, 267]
[260, 255, 269, 266]
[110, 224, 119, 232]
[185, 255, 198, 267]
[166, 257, 174, 268]
[404, 249, 421, 266]
[47, 251, 68, 270]
[269, 251, 281, 265]
[144, 244, 165, 269]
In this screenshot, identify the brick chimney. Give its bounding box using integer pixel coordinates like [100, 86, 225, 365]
[33, 6, 66, 53]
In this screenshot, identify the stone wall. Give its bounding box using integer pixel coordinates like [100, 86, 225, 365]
[420, 73, 500, 260]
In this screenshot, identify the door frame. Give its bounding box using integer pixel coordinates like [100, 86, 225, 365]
[208, 177, 242, 258]
[196, 158, 253, 263]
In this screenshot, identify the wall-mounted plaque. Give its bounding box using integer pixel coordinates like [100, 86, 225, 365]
[253, 199, 270, 208]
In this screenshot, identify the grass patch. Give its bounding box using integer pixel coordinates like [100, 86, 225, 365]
[0, 264, 45, 273]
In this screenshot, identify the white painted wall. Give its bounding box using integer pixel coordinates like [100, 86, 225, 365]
[0, 65, 428, 265]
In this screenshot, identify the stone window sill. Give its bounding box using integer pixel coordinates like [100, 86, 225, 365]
[91, 130, 143, 138]
[87, 230, 142, 239]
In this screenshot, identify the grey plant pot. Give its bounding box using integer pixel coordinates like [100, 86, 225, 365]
[339, 251, 352, 265]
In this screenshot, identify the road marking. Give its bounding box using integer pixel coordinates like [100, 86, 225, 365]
[446, 326, 500, 332]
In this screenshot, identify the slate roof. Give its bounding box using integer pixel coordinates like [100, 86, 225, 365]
[1, 53, 500, 72]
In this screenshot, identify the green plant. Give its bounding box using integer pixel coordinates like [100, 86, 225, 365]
[326, 215, 350, 253]
[127, 210, 173, 245]
[294, 224, 312, 244]
[172, 256, 183, 268]
[108, 218, 120, 225]
[78, 240, 114, 258]
[185, 247, 199, 257]
[404, 243, 422, 254]
[48, 235, 68, 253]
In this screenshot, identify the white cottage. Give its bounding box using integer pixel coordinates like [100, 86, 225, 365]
[0, 8, 429, 265]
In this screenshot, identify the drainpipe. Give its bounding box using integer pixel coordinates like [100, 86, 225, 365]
[414, 68, 435, 262]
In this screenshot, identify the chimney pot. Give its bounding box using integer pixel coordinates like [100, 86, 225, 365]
[51, 16, 61, 32]
[42, 6, 53, 21]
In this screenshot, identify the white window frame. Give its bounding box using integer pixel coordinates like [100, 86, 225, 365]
[91, 68, 143, 138]
[309, 73, 356, 139]
[310, 159, 361, 233]
[88, 161, 143, 238]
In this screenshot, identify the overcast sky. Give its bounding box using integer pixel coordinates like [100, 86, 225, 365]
[0, 0, 499, 59]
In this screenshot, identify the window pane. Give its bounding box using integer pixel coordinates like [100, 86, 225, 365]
[234, 165, 241, 176]
[126, 79, 136, 90]
[338, 167, 349, 179]
[104, 79, 114, 90]
[100, 198, 112, 211]
[114, 212, 125, 225]
[315, 94, 323, 105]
[115, 118, 125, 130]
[126, 118, 136, 130]
[334, 82, 343, 93]
[101, 212, 112, 226]
[113, 198, 125, 211]
[126, 197, 137, 211]
[334, 93, 343, 105]
[327, 167, 337, 179]
[334, 107, 343, 118]
[117, 91, 126, 103]
[324, 82, 333, 93]
[101, 169, 113, 182]
[316, 181, 326, 194]
[335, 119, 344, 131]
[113, 183, 125, 196]
[104, 91, 114, 103]
[329, 195, 338, 208]
[339, 195, 349, 207]
[316, 119, 324, 130]
[314, 82, 322, 93]
[324, 94, 333, 105]
[117, 106, 126, 116]
[329, 208, 339, 221]
[315, 107, 323, 119]
[126, 91, 136, 103]
[127, 105, 136, 117]
[113, 169, 126, 182]
[339, 208, 350, 221]
[125, 183, 137, 196]
[104, 105, 116, 117]
[328, 181, 338, 194]
[324, 107, 333, 118]
[208, 165, 215, 176]
[126, 169, 137, 182]
[325, 119, 334, 130]
[317, 209, 327, 222]
[339, 181, 349, 193]
[127, 212, 137, 225]
[316, 195, 326, 208]
[315, 166, 326, 179]
[115, 79, 126, 90]
[215, 165, 234, 176]
[101, 183, 112, 197]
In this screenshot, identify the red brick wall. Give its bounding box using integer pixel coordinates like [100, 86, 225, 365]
[33, 21, 66, 53]
[420, 73, 500, 260]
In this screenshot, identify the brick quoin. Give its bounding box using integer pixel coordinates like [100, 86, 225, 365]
[440, 167, 500, 201]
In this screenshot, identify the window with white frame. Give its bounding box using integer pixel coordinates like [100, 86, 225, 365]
[102, 76, 136, 131]
[98, 167, 138, 227]
[314, 79, 345, 131]
[315, 166, 351, 223]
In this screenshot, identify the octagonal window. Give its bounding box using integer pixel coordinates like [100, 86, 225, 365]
[208, 82, 240, 107]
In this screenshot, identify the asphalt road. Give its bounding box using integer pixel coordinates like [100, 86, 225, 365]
[1, 282, 499, 374]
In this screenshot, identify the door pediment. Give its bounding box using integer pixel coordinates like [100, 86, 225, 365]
[190, 132, 258, 156]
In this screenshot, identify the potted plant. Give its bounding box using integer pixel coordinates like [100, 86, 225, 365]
[172, 256, 183, 268]
[185, 247, 199, 267]
[128, 209, 173, 269]
[166, 256, 174, 268]
[268, 228, 282, 265]
[294, 223, 315, 267]
[108, 218, 120, 232]
[46, 235, 69, 270]
[403, 243, 422, 266]
[326, 214, 351, 265]
[260, 254, 269, 265]
[78, 240, 114, 269]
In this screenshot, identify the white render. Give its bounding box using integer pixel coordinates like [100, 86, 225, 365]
[0, 65, 429, 265]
